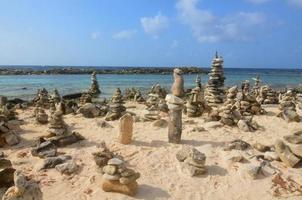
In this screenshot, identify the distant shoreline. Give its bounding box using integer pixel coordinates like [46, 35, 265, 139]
[0, 67, 207, 75]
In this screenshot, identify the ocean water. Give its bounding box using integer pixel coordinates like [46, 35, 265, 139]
[0, 68, 301, 100]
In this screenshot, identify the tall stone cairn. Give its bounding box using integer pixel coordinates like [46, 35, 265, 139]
[88, 71, 101, 96]
[166, 68, 184, 144]
[204, 52, 225, 107]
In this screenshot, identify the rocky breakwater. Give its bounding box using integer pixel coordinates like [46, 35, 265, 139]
[102, 158, 140, 196]
[166, 68, 184, 144]
[204, 52, 225, 107]
[277, 89, 300, 122]
[105, 88, 126, 121]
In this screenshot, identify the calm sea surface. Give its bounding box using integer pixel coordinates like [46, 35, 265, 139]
[0, 68, 301, 100]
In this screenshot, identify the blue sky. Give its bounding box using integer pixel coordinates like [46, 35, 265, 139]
[0, 0, 301, 68]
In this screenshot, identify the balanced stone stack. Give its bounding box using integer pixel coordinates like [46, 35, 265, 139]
[176, 146, 207, 177]
[35, 107, 48, 124]
[195, 74, 202, 89]
[257, 85, 279, 104]
[236, 81, 264, 116]
[49, 99, 56, 114]
[241, 80, 250, 95]
[277, 90, 300, 122]
[204, 52, 225, 107]
[0, 104, 17, 121]
[34, 88, 50, 108]
[143, 93, 161, 121]
[102, 158, 140, 196]
[218, 86, 238, 126]
[0, 115, 20, 147]
[51, 88, 61, 104]
[79, 93, 92, 105]
[252, 75, 261, 96]
[88, 71, 101, 97]
[105, 88, 126, 121]
[166, 68, 184, 144]
[47, 111, 67, 136]
[275, 138, 301, 168]
[133, 89, 145, 103]
[149, 84, 167, 99]
[124, 88, 136, 101]
[186, 87, 204, 117]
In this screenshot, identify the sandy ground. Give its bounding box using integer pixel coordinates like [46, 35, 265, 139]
[1, 102, 302, 200]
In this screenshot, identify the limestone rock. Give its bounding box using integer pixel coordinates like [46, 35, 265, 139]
[0, 158, 15, 187]
[118, 114, 133, 145]
[31, 141, 57, 158]
[275, 139, 300, 167]
[102, 179, 138, 196]
[77, 103, 100, 118]
[55, 161, 79, 175]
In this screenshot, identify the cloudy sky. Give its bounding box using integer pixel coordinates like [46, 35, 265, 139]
[0, 0, 301, 68]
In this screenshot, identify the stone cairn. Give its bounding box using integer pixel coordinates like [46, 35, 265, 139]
[133, 89, 145, 103]
[185, 87, 204, 117]
[118, 114, 133, 145]
[252, 75, 261, 96]
[47, 111, 67, 136]
[204, 52, 225, 107]
[88, 71, 101, 97]
[236, 80, 264, 116]
[51, 88, 61, 104]
[218, 86, 238, 126]
[102, 158, 140, 196]
[105, 88, 126, 121]
[124, 88, 136, 101]
[166, 68, 184, 144]
[34, 88, 50, 108]
[176, 146, 207, 177]
[35, 107, 48, 124]
[277, 89, 300, 122]
[79, 93, 92, 105]
[256, 85, 279, 104]
[49, 99, 56, 114]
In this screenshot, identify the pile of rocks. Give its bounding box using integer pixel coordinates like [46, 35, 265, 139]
[102, 158, 140, 196]
[176, 146, 207, 176]
[124, 88, 136, 101]
[133, 89, 145, 103]
[185, 87, 204, 117]
[92, 142, 115, 169]
[49, 99, 56, 114]
[2, 170, 43, 200]
[35, 107, 48, 124]
[275, 136, 301, 168]
[79, 93, 92, 105]
[143, 93, 161, 121]
[218, 86, 238, 126]
[257, 85, 279, 104]
[105, 88, 126, 121]
[51, 88, 61, 104]
[252, 75, 261, 96]
[0, 114, 21, 147]
[88, 71, 101, 97]
[47, 111, 67, 136]
[204, 52, 225, 107]
[0, 158, 15, 188]
[277, 89, 300, 122]
[297, 93, 302, 109]
[149, 84, 167, 99]
[33, 88, 50, 108]
[0, 104, 17, 121]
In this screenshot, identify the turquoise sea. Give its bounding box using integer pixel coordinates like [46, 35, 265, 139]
[0, 68, 301, 100]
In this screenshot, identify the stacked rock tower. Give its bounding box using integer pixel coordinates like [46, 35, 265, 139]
[88, 71, 101, 97]
[204, 52, 225, 107]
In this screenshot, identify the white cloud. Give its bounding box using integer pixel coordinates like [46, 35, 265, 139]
[140, 13, 169, 38]
[176, 0, 266, 43]
[171, 40, 179, 48]
[113, 30, 137, 40]
[288, 0, 302, 8]
[246, 0, 270, 4]
[90, 31, 101, 40]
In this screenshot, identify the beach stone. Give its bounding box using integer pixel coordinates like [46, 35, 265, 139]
[0, 158, 15, 187]
[275, 139, 300, 167]
[31, 141, 57, 158]
[50, 132, 85, 147]
[244, 164, 261, 179]
[264, 151, 279, 161]
[165, 94, 184, 105]
[253, 143, 271, 152]
[224, 139, 251, 151]
[40, 155, 72, 170]
[171, 68, 184, 97]
[103, 165, 118, 175]
[103, 173, 120, 181]
[92, 143, 115, 169]
[108, 158, 124, 166]
[3, 132, 20, 146]
[120, 168, 136, 177]
[119, 173, 140, 185]
[283, 109, 300, 122]
[118, 114, 133, 145]
[283, 134, 302, 144]
[77, 103, 100, 118]
[237, 119, 250, 132]
[55, 161, 79, 175]
[191, 126, 206, 132]
[204, 121, 223, 129]
[2, 170, 43, 200]
[6, 120, 21, 130]
[102, 179, 138, 196]
[287, 143, 302, 158]
[152, 119, 168, 128]
[225, 151, 245, 163]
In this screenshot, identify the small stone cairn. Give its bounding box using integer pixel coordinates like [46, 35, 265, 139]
[34, 88, 50, 108]
[166, 68, 184, 144]
[277, 89, 300, 122]
[204, 52, 225, 107]
[88, 71, 101, 97]
[252, 75, 261, 96]
[51, 88, 61, 104]
[105, 88, 126, 121]
[47, 111, 67, 136]
[185, 87, 204, 117]
[133, 89, 145, 103]
[218, 86, 238, 126]
[143, 92, 161, 121]
[257, 85, 279, 104]
[35, 107, 48, 124]
[102, 158, 140, 196]
[79, 93, 92, 105]
[176, 146, 207, 176]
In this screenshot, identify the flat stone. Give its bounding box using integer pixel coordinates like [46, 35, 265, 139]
[103, 173, 120, 181]
[165, 94, 184, 105]
[55, 161, 79, 175]
[275, 139, 300, 167]
[103, 165, 118, 175]
[107, 158, 124, 166]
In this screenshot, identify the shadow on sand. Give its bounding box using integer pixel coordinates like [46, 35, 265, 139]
[135, 184, 170, 200]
